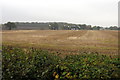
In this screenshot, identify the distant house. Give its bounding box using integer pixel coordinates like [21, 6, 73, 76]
[71, 27, 76, 30]
[99, 27, 105, 30]
[79, 24, 91, 30]
[70, 25, 80, 30]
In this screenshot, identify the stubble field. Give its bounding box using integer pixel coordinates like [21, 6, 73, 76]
[2, 30, 119, 56]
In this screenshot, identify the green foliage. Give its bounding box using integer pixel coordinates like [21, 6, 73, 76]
[2, 46, 120, 80]
[4, 22, 16, 30]
[2, 46, 60, 80]
[49, 23, 59, 30]
[54, 54, 120, 79]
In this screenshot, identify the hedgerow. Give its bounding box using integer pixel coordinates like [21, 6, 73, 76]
[2, 46, 120, 80]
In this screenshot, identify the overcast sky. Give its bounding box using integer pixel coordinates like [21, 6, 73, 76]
[1, 0, 119, 27]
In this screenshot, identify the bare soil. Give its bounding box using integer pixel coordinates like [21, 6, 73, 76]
[2, 30, 119, 56]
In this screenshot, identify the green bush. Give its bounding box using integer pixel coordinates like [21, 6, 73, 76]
[2, 46, 120, 80]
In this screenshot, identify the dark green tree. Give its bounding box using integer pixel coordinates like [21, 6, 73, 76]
[4, 22, 16, 30]
[79, 24, 87, 30]
[92, 26, 101, 30]
[49, 22, 59, 30]
[109, 26, 118, 30]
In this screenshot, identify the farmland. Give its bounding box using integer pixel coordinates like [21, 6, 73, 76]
[2, 46, 120, 79]
[2, 30, 120, 79]
[2, 30, 119, 56]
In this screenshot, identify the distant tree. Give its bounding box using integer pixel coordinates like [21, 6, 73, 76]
[87, 25, 92, 30]
[118, 27, 120, 30]
[109, 26, 118, 30]
[92, 26, 101, 30]
[49, 22, 59, 30]
[97, 26, 101, 30]
[79, 24, 87, 30]
[4, 22, 16, 30]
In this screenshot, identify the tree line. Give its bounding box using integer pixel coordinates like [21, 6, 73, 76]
[2, 22, 120, 30]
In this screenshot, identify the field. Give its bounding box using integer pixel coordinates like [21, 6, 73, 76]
[2, 30, 120, 79]
[2, 30, 119, 56]
[2, 46, 120, 79]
